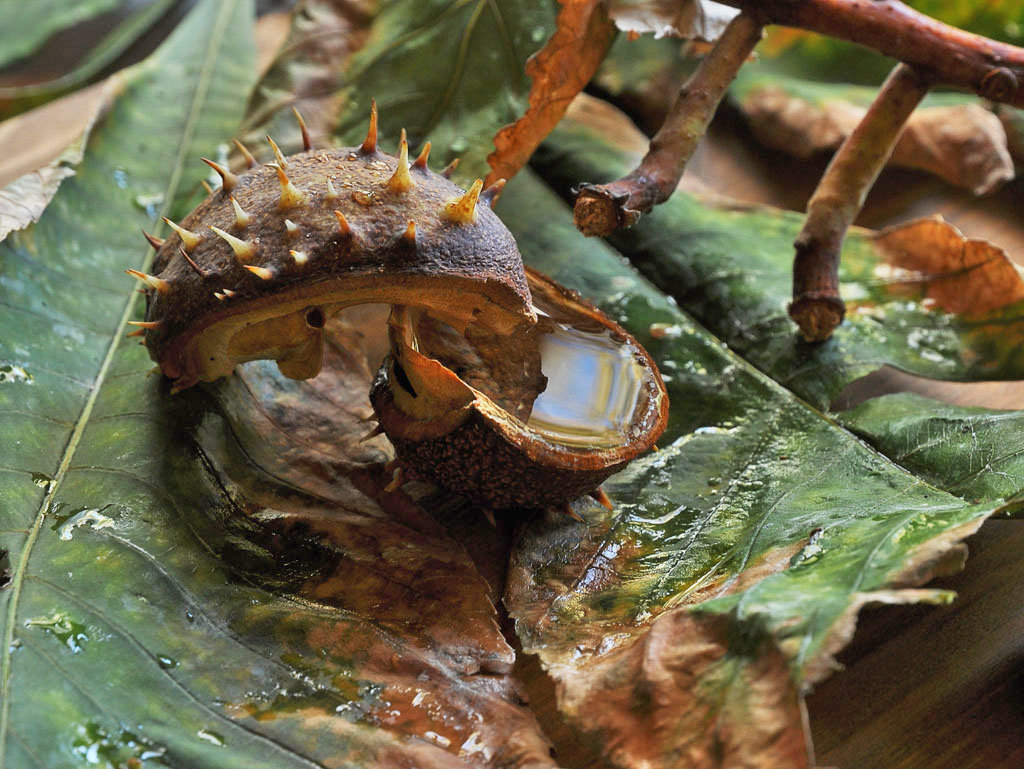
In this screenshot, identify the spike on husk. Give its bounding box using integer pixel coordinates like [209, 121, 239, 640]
[266, 134, 288, 168]
[400, 220, 416, 244]
[481, 179, 506, 209]
[441, 158, 459, 179]
[163, 218, 200, 250]
[293, 106, 312, 151]
[589, 487, 614, 510]
[290, 249, 308, 265]
[179, 246, 210, 279]
[126, 269, 171, 294]
[201, 157, 238, 192]
[230, 196, 250, 228]
[442, 179, 483, 224]
[209, 225, 256, 261]
[245, 264, 273, 280]
[284, 219, 300, 237]
[413, 141, 431, 170]
[325, 177, 339, 200]
[127, 320, 161, 329]
[387, 130, 414, 193]
[141, 229, 165, 250]
[234, 139, 257, 169]
[361, 99, 378, 153]
[271, 163, 307, 209]
[201, 179, 214, 195]
[334, 210, 351, 237]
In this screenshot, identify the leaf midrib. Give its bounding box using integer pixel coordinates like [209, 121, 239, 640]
[0, 1, 240, 760]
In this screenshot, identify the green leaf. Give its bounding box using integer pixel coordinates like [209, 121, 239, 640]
[497, 168, 996, 769]
[842, 393, 1024, 510]
[0, 0, 122, 70]
[0, 4, 560, 765]
[530, 111, 1024, 411]
[332, 0, 557, 183]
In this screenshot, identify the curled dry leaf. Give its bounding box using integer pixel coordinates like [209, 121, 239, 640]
[0, 79, 113, 240]
[607, 0, 738, 41]
[870, 216, 1024, 315]
[486, 0, 616, 186]
[736, 77, 1015, 194]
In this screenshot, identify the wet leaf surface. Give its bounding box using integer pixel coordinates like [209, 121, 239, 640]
[0, 2, 556, 766]
[332, 0, 556, 184]
[842, 393, 1024, 510]
[4, 3, 1024, 769]
[497, 169, 997, 769]
[531, 98, 1024, 411]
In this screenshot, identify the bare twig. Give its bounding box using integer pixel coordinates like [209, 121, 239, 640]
[790, 64, 930, 342]
[572, 12, 763, 237]
[719, 0, 1024, 106]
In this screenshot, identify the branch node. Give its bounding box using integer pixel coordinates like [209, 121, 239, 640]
[789, 294, 847, 343]
[573, 184, 640, 237]
[980, 67, 1018, 101]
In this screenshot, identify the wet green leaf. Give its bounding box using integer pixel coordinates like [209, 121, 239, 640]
[842, 393, 1024, 510]
[531, 108, 1024, 411]
[498, 168, 997, 769]
[0, 2, 560, 767]
[332, 0, 557, 184]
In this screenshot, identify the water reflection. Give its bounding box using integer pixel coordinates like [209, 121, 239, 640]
[527, 321, 645, 447]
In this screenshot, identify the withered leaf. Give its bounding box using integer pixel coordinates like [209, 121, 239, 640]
[870, 216, 1024, 315]
[734, 73, 1015, 195]
[486, 0, 616, 186]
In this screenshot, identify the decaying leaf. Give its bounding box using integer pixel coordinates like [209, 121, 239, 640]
[871, 216, 1024, 315]
[486, 0, 616, 186]
[0, 79, 114, 241]
[607, 0, 738, 41]
[733, 74, 1015, 194]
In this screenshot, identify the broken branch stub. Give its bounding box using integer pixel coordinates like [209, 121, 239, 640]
[572, 12, 763, 237]
[791, 63, 930, 342]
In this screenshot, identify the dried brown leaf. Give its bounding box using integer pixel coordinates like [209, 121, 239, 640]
[486, 0, 616, 186]
[545, 611, 810, 769]
[869, 215, 1024, 315]
[0, 79, 113, 240]
[739, 85, 1015, 194]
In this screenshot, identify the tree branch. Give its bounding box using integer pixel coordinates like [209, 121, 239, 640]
[572, 12, 763, 237]
[719, 0, 1024, 106]
[790, 63, 930, 342]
